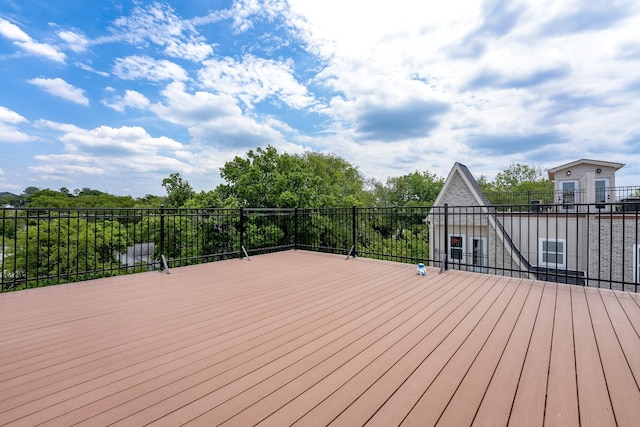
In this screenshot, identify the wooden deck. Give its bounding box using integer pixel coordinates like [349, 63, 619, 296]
[1, 250, 639, 426]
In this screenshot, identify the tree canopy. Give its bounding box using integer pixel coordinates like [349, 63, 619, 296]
[162, 172, 195, 208]
[479, 163, 554, 204]
[2, 147, 561, 210]
[376, 171, 444, 207]
[216, 146, 372, 208]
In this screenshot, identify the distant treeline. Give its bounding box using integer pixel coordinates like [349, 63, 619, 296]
[1, 146, 551, 210]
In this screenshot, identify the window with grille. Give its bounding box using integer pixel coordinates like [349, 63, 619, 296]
[539, 239, 566, 267]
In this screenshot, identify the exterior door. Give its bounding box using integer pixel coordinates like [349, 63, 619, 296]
[595, 178, 610, 211]
[470, 237, 487, 273]
[561, 180, 579, 211]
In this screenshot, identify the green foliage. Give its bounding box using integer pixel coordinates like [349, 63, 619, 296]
[219, 146, 315, 208]
[482, 163, 553, 204]
[183, 190, 223, 208]
[135, 194, 167, 208]
[162, 172, 195, 207]
[218, 146, 385, 208]
[26, 188, 137, 208]
[3, 216, 129, 284]
[378, 171, 444, 207]
[303, 152, 370, 207]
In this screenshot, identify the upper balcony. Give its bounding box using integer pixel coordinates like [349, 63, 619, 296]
[484, 186, 640, 213]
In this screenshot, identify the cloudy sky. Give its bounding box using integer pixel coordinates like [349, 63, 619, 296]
[1, 0, 639, 197]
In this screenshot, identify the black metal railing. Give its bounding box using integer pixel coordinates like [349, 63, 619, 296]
[2, 203, 640, 292]
[484, 189, 586, 208]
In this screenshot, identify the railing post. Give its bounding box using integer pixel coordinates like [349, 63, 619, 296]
[1, 209, 5, 292]
[160, 205, 165, 256]
[444, 203, 449, 270]
[352, 205, 357, 256]
[159, 205, 166, 270]
[239, 207, 245, 257]
[294, 207, 298, 250]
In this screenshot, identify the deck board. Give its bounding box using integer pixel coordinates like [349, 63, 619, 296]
[545, 284, 580, 427]
[509, 283, 556, 426]
[585, 288, 640, 427]
[399, 277, 526, 426]
[0, 250, 639, 426]
[471, 281, 545, 426]
[434, 279, 533, 427]
[571, 285, 616, 426]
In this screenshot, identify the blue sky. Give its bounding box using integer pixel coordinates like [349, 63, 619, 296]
[1, 0, 639, 197]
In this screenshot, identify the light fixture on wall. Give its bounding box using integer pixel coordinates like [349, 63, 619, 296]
[596, 168, 602, 173]
[566, 170, 571, 175]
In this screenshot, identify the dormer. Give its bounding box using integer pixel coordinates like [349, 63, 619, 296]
[547, 159, 624, 210]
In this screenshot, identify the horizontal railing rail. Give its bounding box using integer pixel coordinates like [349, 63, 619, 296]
[2, 203, 640, 292]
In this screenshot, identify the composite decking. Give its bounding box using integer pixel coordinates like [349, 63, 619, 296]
[0, 250, 639, 426]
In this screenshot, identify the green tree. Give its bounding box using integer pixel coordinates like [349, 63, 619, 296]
[218, 146, 315, 208]
[483, 163, 553, 205]
[4, 216, 129, 288]
[135, 194, 166, 208]
[303, 152, 370, 207]
[27, 189, 74, 208]
[184, 190, 224, 209]
[23, 186, 39, 196]
[377, 171, 444, 207]
[218, 146, 370, 208]
[493, 163, 548, 191]
[162, 172, 195, 207]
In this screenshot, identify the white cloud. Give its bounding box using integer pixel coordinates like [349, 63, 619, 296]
[0, 122, 32, 143]
[227, 0, 288, 32]
[28, 77, 89, 106]
[164, 39, 213, 63]
[75, 62, 110, 77]
[152, 81, 284, 148]
[0, 105, 27, 124]
[0, 18, 66, 62]
[29, 160, 106, 177]
[0, 106, 31, 143]
[103, 90, 151, 112]
[57, 30, 88, 52]
[198, 55, 315, 109]
[24, 121, 202, 195]
[56, 124, 183, 154]
[108, 2, 213, 61]
[152, 82, 239, 124]
[113, 55, 188, 82]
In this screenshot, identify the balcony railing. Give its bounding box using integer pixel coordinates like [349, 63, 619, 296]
[486, 186, 640, 213]
[2, 204, 640, 293]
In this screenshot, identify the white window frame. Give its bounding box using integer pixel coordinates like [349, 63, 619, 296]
[449, 234, 465, 263]
[538, 238, 566, 268]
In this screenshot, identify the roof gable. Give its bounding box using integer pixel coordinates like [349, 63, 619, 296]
[433, 162, 491, 207]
